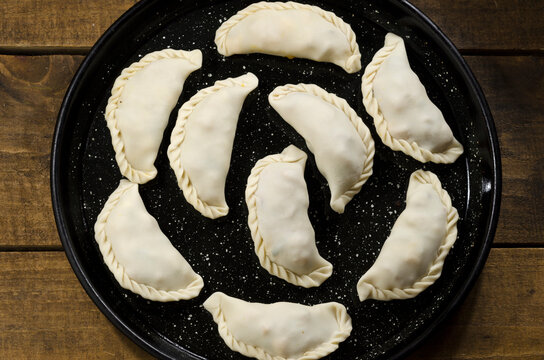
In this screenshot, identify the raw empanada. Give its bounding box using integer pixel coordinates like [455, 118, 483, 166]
[215, 1, 361, 73]
[357, 170, 459, 301]
[105, 49, 202, 184]
[204, 292, 352, 360]
[94, 180, 203, 301]
[168, 73, 258, 219]
[361, 33, 463, 163]
[269, 83, 375, 213]
[245, 145, 332, 287]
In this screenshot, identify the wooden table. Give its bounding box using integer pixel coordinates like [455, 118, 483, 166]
[1, 1, 542, 359]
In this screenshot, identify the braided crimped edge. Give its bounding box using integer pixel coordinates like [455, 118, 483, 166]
[269, 83, 375, 214]
[245, 145, 333, 288]
[361, 33, 464, 164]
[93, 179, 204, 302]
[204, 292, 352, 360]
[357, 169, 459, 301]
[167, 73, 258, 219]
[215, 1, 361, 73]
[105, 49, 202, 184]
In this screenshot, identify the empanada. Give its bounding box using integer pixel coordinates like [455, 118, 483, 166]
[362, 33, 463, 163]
[357, 170, 459, 301]
[94, 180, 203, 301]
[245, 145, 332, 287]
[269, 83, 375, 213]
[215, 1, 361, 73]
[168, 73, 258, 219]
[204, 292, 352, 360]
[106, 49, 202, 183]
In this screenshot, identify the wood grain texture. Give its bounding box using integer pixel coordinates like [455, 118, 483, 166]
[0, 0, 137, 50]
[0, 252, 152, 359]
[466, 56, 544, 245]
[1, 55, 542, 247]
[0, 55, 83, 247]
[0, 249, 540, 359]
[0, 0, 542, 51]
[408, 248, 544, 360]
[409, 0, 544, 52]
[0, 2, 540, 360]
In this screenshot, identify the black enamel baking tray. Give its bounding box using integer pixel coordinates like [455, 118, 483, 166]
[51, 0, 501, 359]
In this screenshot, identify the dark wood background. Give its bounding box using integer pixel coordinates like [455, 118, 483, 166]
[0, 0, 542, 359]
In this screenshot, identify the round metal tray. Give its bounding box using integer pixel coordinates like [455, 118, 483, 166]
[51, 0, 501, 359]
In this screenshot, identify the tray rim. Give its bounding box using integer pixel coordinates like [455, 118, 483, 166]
[50, 0, 502, 359]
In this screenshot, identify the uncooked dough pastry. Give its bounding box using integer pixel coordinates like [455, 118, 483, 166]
[245, 145, 332, 287]
[203, 292, 352, 360]
[168, 73, 258, 219]
[94, 180, 203, 302]
[357, 170, 459, 301]
[361, 33, 463, 163]
[215, 1, 361, 73]
[269, 83, 375, 214]
[105, 49, 202, 183]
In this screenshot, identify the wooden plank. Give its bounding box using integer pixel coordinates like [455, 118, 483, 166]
[408, 248, 544, 360]
[0, 54, 542, 247]
[0, 249, 541, 359]
[466, 56, 544, 245]
[0, 55, 83, 247]
[0, 1, 542, 51]
[410, 0, 544, 52]
[0, 0, 137, 51]
[0, 251, 152, 359]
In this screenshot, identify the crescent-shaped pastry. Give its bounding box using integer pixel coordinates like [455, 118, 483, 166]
[105, 49, 202, 184]
[94, 180, 204, 302]
[269, 84, 375, 214]
[357, 170, 459, 301]
[167, 73, 258, 219]
[215, 1, 361, 73]
[203, 292, 352, 360]
[245, 145, 333, 287]
[361, 33, 464, 163]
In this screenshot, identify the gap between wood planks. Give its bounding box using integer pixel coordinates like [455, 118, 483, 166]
[0, 46, 543, 57]
[0, 245, 64, 252]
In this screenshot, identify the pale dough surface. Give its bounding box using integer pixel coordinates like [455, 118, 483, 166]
[94, 180, 203, 302]
[357, 170, 459, 301]
[245, 145, 332, 287]
[168, 73, 258, 219]
[204, 292, 352, 360]
[215, 1, 361, 73]
[105, 49, 202, 183]
[362, 33, 463, 163]
[269, 83, 374, 213]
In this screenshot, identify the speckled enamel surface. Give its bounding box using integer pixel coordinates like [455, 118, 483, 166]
[57, 1, 496, 359]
